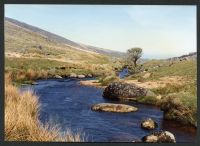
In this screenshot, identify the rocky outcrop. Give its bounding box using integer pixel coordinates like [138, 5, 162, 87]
[141, 118, 158, 130]
[167, 52, 196, 62]
[91, 103, 138, 113]
[103, 82, 155, 100]
[142, 131, 176, 143]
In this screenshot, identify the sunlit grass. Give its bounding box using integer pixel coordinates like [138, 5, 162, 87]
[5, 74, 84, 141]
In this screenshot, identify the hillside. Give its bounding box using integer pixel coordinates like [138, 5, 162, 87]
[5, 17, 125, 84]
[5, 18, 107, 64]
[5, 17, 125, 58]
[124, 53, 197, 127]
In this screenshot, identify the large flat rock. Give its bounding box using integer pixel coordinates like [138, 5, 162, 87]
[91, 103, 138, 113]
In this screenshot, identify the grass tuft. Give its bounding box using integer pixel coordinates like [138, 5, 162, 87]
[5, 75, 84, 142]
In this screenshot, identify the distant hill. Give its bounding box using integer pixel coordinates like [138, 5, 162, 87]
[167, 52, 197, 62]
[5, 17, 125, 58]
[5, 17, 113, 64]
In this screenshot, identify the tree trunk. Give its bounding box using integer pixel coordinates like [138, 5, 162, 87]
[134, 60, 137, 67]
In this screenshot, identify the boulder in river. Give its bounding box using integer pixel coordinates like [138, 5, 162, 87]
[142, 131, 176, 143]
[103, 82, 155, 100]
[91, 103, 138, 113]
[70, 73, 77, 78]
[141, 118, 158, 130]
[77, 75, 85, 78]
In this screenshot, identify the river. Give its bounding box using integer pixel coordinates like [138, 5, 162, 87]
[20, 77, 196, 142]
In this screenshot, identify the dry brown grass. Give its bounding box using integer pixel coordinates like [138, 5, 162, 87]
[26, 69, 38, 80]
[5, 74, 83, 142]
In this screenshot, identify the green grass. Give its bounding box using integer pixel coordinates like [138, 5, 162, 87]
[125, 59, 197, 127]
[5, 20, 113, 65]
[159, 92, 197, 127]
[98, 75, 119, 86]
[5, 57, 117, 84]
[127, 60, 196, 81]
[149, 60, 196, 79]
[136, 96, 158, 105]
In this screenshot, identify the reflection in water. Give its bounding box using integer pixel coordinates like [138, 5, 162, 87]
[21, 78, 196, 142]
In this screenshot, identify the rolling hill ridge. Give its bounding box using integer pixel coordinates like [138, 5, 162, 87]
[5, 17, 125, 58]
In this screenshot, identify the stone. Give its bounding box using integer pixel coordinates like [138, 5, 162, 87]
[141, 118, 158, 130]
[70, 73, 77, 78]
[143, 135, 158, 143]
[142, 131, 176, 143]
[87, 74, 93, 78]
[156, 95, 162, 100]
[77, 75, 85, 78]
[91, 103, 138, 113]
[103, 82, 154, 100]
[54, 75, 62, 79]
[146, 90, 156, 97]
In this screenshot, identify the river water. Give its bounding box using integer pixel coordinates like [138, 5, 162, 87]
[20, 78, 196, 142]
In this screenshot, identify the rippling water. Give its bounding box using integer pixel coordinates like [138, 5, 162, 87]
[21, 78, 196, 142]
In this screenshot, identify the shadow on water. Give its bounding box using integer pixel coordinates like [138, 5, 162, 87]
[20, 78, 196, 142]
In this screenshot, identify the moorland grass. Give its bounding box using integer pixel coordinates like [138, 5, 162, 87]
[5, 74, 84, 141]
[127, 60, 197, 127]
[5, 57, 118, 84]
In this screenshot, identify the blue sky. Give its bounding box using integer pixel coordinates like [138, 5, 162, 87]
[5, 5, 196, 59]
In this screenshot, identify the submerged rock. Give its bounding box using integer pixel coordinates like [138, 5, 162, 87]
[91, 103, 138, 113]
[141, 118, 158, 130]
[103, 82, 155, 100]
[142, 131, 176, 143]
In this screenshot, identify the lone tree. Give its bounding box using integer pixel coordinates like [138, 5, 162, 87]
[127, 47, 143, 67]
